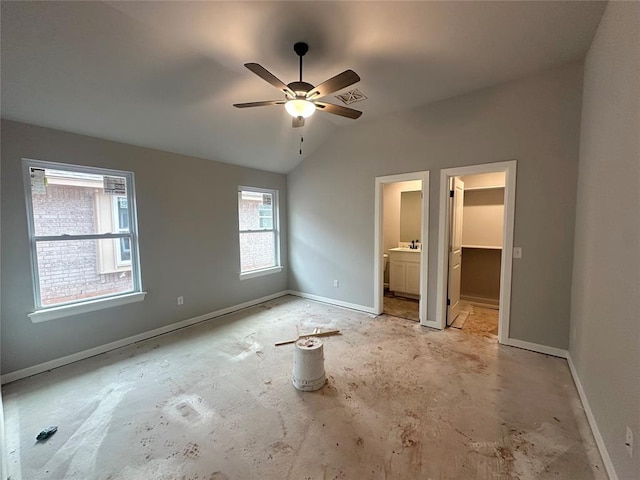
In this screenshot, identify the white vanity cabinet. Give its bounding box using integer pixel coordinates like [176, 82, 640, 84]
[388, 249, 421, 297]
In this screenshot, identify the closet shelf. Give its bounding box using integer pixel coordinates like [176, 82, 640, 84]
[462, 245, 502, 250]
[464, 185, 505, 191]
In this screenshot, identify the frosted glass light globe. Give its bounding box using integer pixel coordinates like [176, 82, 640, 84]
[285, 99, 316, 118]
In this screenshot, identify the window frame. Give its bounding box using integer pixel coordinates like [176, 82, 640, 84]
[238, 186, 282, 279]
[22, 158, 145, 322]
[112, 195, 132, 266]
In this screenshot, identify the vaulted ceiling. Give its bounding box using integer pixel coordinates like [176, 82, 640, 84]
[1, 1, 606, 173]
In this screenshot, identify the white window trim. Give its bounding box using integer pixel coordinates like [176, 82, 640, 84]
[239, 265, 284, 280]
[28, 292, 147, 323]
[22, 158, 145, 319]
[238, 186, 281, 277]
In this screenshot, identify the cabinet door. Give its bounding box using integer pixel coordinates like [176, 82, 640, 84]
[406, 263, 421, 294]
[389, 261, 406, 292]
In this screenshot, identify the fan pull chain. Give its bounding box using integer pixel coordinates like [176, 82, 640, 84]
[299, 123, 305, 155]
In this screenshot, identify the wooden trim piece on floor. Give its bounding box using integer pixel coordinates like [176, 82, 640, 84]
[567, 354, 619, 480]
[1, 290, 291, 385]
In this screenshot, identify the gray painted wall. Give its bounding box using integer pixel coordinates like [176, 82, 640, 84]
[288, 62, 583, 349]
[0, 121, 6, 477]
[570, 2, 640, 478]
[0, 120, 288, 374]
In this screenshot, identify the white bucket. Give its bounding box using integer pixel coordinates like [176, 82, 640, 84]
[292, 337, 326, 391]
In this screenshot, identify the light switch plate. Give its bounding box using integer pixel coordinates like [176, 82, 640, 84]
[513, 247, 522, 259]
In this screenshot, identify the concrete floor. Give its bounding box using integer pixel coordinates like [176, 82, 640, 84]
[3, 295, 606, 479]
[383, 293, 419, 322]
[453, 301, 500, 338]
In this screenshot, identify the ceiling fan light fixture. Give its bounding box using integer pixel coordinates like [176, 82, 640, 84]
[234, 42, 361, 127]
[285, 99, 316, 118]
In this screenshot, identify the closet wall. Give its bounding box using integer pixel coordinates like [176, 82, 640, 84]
[460, 173, 505, 305]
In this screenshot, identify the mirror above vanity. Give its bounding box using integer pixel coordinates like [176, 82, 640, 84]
[400, 190, 421, 243]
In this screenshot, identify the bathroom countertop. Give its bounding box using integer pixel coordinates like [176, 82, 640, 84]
[389, 247, 421, 252]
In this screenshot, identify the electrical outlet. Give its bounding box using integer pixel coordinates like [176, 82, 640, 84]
[333, 280, 339, 287]
[513, 247, 522, 259]
[626, 426, 633, 457]
[177, 296, 184, 306]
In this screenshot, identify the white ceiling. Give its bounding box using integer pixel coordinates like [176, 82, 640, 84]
[1, 1, 606, 173]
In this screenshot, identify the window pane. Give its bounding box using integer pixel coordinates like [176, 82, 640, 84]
[240, 231, 275, 272]
[116, 197, 129, 230]
[258, 204, 273, 229]
[31, 168, 129, 236]
[119, 238, 131, 262]
[36, 238, 133, 306]
[239, 191, 273, 231]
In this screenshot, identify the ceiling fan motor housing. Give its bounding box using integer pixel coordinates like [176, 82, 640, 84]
[287, 81, 314, 97]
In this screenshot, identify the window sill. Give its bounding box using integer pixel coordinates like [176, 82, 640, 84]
[28, 291, 147, 323]
[239, 266, 283, 280]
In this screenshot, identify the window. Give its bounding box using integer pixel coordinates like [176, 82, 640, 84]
[238, 187, 281, 278]
[113, 196, 131, 264]
[23, 159, 144, 321]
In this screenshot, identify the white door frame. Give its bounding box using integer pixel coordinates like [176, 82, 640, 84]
[435, 160, 517, 343]
[0, 394, 6, 480]
[374, 171, 430, 325]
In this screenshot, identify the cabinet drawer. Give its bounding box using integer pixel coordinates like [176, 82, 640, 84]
[389, 251, 421, 263]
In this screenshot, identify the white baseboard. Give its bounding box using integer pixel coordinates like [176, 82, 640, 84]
[460, 294, 500, 307]
[567, 354, 618, 480]
[1, 290, 290, 385]
[503, 338, 568, 358]
[287, 290, 377, 315]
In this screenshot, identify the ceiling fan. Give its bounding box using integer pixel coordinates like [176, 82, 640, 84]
[233, 42, 362, 128]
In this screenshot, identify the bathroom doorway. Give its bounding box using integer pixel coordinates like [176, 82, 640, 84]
[435, 161, 516, 344]
[374, 171, 429, 324]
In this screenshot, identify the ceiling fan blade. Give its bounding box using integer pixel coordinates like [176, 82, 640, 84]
[233, 100, 286, 108]
[314, 102, 362, 119]
[292, 116, 305, 128]
[244, 63, 295, 97]
[307, 70, 360, 100]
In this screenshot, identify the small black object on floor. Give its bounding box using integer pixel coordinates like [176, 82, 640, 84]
[36, 426, 58, 441]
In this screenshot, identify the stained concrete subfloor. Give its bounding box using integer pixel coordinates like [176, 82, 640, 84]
[3, 296, 606, 480]
[453, 301, 500, 339]
[383, 293, 419, 322]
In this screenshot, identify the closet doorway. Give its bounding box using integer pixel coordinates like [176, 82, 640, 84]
[447, 173, 506, 337]
[435, 161, 517, 344]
